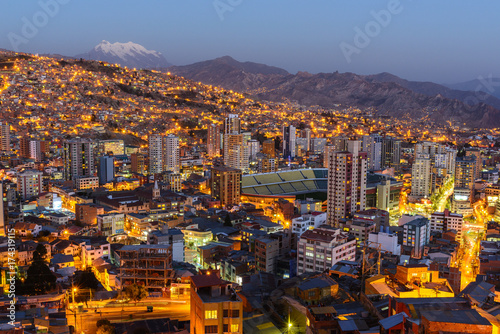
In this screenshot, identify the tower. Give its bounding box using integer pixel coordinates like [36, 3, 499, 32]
[149, 134, 163, 175]
[163, 134, 180, 173]
[63, 138, 95, 181]
[282, 125, 296, 159]
[327, 140, 367, 226]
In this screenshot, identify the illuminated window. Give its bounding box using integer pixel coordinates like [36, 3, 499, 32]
[205, 310, 217, 319]
[230, 324, 239, 332]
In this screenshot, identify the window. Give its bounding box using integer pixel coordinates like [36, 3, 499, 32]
[223, 309, 229, 317]
[205, 325, 218, 333]
[230, 324, 239, 332]
[223, 324, 228, 332]
[231, 310, 240, 318]
[205, 310, 217, 319]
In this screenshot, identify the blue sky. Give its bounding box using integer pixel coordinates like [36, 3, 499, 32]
[1, 0, 499, 83]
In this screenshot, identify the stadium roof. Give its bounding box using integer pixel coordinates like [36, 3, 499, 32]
[242, 169, 327, 196]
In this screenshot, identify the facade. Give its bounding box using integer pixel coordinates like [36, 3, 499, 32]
[327, 140, 367, 226]
[455, 156, 476, 200]
[148, 228, 185, 262]
[29, 140, 42, 162]
[254, 232, 291, 273]
[466, 149, 482, 179]
[451, 187, 473, 215]
[410, 154, 432, 199]
[131, 153, 147, 175]
[63, 138, 95, 180]
[97, 139, 124, 156]
[97, 213, 125, 236]
[382, 137, 401, 172]
[0, 122, 9, 152]
[223, 134, 248, 171]
[98, 156, 114, 185]
[17, 170, 43, 199]
[75, 176, 99, 190]
[80, 240, 111, 268]
[430, 209, 463, 241]
[403, 218, 430, 258]
[368, 230, 401, 255]
[116, 244, 173, 293]
[207, 123, 221, 158]
[163, 134, 180, 173]
[362, 134, 382, 171]
[282, 124, 296, 159]
[148, 134, 163, 175]
[291, 212, 327, 236]
[190, 275, 243, 334]
[210, 166, 241, 207]
[297, 226, 356, 275]
[262, 139, 275, 158]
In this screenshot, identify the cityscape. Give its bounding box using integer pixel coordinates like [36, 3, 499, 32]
[1, 1, 500, 334]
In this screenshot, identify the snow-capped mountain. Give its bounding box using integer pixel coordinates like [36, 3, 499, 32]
[76, 40, 172, 69]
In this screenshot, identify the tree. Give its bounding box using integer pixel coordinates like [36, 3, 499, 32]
[21, 244, 56, 295]
[76, 268, 99, 291]
[121, 284, 148, 304]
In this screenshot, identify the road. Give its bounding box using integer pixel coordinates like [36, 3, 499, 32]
[67, 303, 190, 333]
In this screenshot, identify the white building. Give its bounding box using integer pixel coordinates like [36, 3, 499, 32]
[46, 213, 69, 225]
[80, 240, 111, 268]
[29, 140, 42, 162]
[97, 213, 125, 236]
[247, 139, 260, 160]
[163, 134, 180, 173]
[291, 212, 327, 236]
[368, 229, 401, 255]
[149, 134, 163, 175]
[410, 154, 432, 200]
[297, 226, 356, 275]
[17, 170, 43, 199]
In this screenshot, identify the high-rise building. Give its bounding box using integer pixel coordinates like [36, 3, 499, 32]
[190, 275, 243, 334]
[63, 138, 95, 181]
[0, 122, 9, 152]
[455, 156, 476, 199]
[402, 217, 430, 258]
[282, 125, 296, 159]
[148, 134, 163, 175]
[17, 170, 43, 199]
[410, 154, 432, 199]
[224, 114, 241, 135]
[131, 153, 147, 175]
[362, 134, 382, 171]
[382, 137, 401, 172]
[224, 134, 248, 171]
[311, 138, 327, 154]
[332, 136, 348, 152]
[98, 156, 115, 185]
[29, 140, 42, 162]
[304, 128, 312, 152]
[465, 149, 482, 179]
[163, 134, 180, 173]
[207, 124, 221, 158]
[262, 139, 275, 158]
[327, 140, 367, 226]
[20, 136, 30, 158]
[323, 144, 334, 169]
[247, 139, 260, 160]
[211, 166, 241, 207]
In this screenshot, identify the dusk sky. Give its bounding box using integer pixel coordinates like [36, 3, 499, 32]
[1, 0, 499, 83]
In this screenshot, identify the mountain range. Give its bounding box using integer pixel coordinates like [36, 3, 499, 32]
[76, 40, 172, 69]
[168, 56, 500, 128]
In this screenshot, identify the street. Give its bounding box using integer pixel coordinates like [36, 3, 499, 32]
[66, 302, 190, 333]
